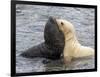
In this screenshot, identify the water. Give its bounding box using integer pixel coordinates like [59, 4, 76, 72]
[16, 4, 95, 73]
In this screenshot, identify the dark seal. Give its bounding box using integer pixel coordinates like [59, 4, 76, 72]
[20, 17, 65, 60]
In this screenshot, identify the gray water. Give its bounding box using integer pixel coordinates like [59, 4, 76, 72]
[16, 4, 95, 73]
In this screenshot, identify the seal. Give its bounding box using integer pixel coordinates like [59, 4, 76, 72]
[56, 18, 94, 63]
[20, 17, 65, 60]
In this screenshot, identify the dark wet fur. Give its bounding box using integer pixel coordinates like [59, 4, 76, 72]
[21, 17, 65, 60]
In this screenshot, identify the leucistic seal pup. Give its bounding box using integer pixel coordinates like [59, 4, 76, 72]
[56, 18, 94, 63]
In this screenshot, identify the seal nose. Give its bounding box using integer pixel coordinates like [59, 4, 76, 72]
[49, 17, 56, 23]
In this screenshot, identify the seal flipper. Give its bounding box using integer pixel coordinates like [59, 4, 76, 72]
[21, 42, 61, 59]
[21, 43, 45, 58]
[20, 17, 65, 60]
[73, 46, 94, 58]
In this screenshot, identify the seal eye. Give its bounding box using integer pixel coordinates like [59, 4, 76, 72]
[61, 22, 64, 25]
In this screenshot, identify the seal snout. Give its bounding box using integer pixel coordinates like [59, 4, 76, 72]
[49, 17, 57, 24]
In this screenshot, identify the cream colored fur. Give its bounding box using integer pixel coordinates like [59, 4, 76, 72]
[56, 19, 94, 63]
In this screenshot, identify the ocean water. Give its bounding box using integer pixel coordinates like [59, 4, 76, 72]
[16, 4, 95, 73]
